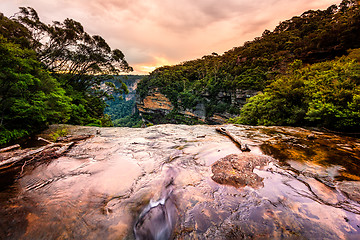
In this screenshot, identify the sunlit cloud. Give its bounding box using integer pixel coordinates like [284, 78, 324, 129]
[0, 0, 341, 74]
[135, 56, 173, 75]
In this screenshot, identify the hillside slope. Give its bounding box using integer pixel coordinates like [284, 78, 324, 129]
[136, 0, 360, 130]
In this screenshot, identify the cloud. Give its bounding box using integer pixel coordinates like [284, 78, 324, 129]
[0, 0, 341, 74]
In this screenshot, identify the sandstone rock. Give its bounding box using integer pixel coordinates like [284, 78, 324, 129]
[208, 114, 227, 124]
[137, 88, 259, 124]
[137, 90, 174, 114]
[338, 181, 360, 202]
[211, 153, 272, 188]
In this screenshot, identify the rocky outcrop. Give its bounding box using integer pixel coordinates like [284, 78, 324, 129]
[137, 88, 174, 115]
[204, 89, 259, 106]
[211, 153, 272, 188]
[338, 181, 360, 202]
[136, 88, 206, 124]
[178, 103, 206, 122]
[2, 124, 360, 239]
[136, 88, 259, 124]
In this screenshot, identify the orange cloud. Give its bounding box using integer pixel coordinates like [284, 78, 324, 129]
[134, 56, 173, 75]
[1, 0, 341, 75]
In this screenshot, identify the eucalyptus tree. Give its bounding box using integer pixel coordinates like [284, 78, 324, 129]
[13, 7, 132, 124]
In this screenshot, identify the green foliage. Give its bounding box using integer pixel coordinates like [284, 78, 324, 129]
[0, 9, 133, 145]
[233, 54, 360, 131]
[14, 7, 133, 125]
[0, 128, 28, 146]
[0, 35, 71, 144]
[100, 114, 114, 127]
[16, 7, 133, 75]
[112, 113, 143, 128]
[86, 123, 102, 127]
[0, 13, 32, 48]
[49, 127, 68, 142]
[136, 1, 360, 126]
[104, 75, 144, 127]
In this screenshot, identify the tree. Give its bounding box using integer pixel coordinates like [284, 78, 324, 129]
[12, 7, 133, 125]
[0, 13, 32, 48]
[0, 35, 71, 144]
[15, 7, 132, 76]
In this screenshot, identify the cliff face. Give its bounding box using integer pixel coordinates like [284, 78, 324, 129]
[137, 89, 174, 113]
[136, 88, 258, 124]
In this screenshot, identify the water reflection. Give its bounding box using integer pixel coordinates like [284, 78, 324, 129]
[259, 127, 360, 181]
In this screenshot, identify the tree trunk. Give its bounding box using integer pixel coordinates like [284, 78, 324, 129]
[0, 144, 21, 153]
[216, 127, 251, 152]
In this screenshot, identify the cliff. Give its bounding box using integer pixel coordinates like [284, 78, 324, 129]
[136, 88, 258, 124]
[137, 88, 174, 114]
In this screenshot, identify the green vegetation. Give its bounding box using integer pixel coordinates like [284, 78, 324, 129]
[104, 75, 144, 127]
[1, 1, 360, 146]
[231, 52, 360, 131]
[112, 113, 143, 128]
[0, 8, 132, 145]
[0, 36, 71, 145]
[49, 127, 69, 142]
[137, 0, 360, 130]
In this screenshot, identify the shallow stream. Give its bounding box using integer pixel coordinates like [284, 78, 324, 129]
[0, 124, 360, 239]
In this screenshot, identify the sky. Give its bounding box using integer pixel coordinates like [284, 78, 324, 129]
[0, 0, 341, 74]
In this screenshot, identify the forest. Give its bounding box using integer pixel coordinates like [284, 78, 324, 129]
[103, 75, 144, 128]
[137, 0, 360, 131]
[0, 7, 132, 145]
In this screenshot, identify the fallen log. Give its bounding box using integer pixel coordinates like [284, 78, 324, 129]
[37, 137, 54, 145]
[0, 144, 21, 153]
[216, 127, 251, 152]
[0, 134, 92, 173]
[55, 142, 74, 155]
[56, 135, 93, 143]
[0, 143, 62, 170]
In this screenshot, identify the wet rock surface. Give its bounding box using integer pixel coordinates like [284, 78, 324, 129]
[0, 124, 359, 239]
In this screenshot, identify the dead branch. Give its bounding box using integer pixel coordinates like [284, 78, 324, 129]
[55, 142, 74, 155]
[0, 143, 62, 170]
[0, 133, 91, 173]
[0, 144, 21, 153]
[19, 160, 29, 176]
[37, 137, 54, 144]
[56, 135, 93, 143]
[216, 127, 251, 152]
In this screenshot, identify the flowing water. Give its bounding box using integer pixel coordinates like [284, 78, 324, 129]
[0, 124, 360, 239]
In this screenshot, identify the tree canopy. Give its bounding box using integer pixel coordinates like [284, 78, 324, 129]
[0, 36, 71, 144]
[15, 7, 132, 76]
[0, 8, 132, 145]
[232, 52, 360, 131]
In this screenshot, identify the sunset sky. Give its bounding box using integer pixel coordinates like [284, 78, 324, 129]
[1, 0, 341, 74]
